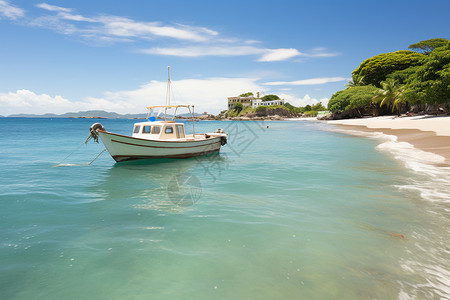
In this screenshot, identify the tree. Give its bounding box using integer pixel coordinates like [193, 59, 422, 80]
[345, 76, 365, 87]
[372, 79, 405, 115]
[234, 102, 243, 113]
[311, 102, 326, 111]
[404, 42, 450, 105]
[304, 105, 312, 111]
[352, 50, 425, 87]
[328, 85, 378, 116]
[261, 94, 280, 101]
[284, 102, 302, 114]
[408, 38, 449, 55]
[256, 106, 267, 112]
[386, 66, 421, 85]
[240, 92, 253, 97]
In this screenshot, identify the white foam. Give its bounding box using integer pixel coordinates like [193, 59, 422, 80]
[330, 127, 450, 203]
[53, 163, 89, 167]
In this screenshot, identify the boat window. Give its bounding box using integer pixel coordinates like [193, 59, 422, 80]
[142, 126, 151, 133]
[176, 125, 185, 138]
[151, 126, 161, 134]
[165, 126, 173, 134]
[133, 125, 141, 133]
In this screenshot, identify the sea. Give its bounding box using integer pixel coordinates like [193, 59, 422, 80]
[0, 118, 449, 300]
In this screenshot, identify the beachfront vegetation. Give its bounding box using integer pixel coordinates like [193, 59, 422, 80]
[328, 85, 378, 117]
[284, 102, 327, 117]
[408, 38, 449, 54]
[372, 79, 404, 115]
[261, 94, 280, 101]
[234, 102, 243, 113]
[351, 50, 425, 87]
[328, 38, 450, 118]
[228, 93, 327, 117]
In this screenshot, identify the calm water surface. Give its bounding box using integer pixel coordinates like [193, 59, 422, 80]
[0, 118, 449, 299]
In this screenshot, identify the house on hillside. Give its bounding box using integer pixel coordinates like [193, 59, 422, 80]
[228, 96, 284, 110]
[252, 99, 284, 108]
[227, 96, 256, 109]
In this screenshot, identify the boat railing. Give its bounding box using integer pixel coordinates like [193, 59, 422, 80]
[146, 104, 197, 137]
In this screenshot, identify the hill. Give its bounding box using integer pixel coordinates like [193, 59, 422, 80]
[6, 110, 205, 119]
[7, 110, 147, 119]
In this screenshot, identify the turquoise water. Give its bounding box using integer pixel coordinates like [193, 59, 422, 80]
[1, 118, 449, 299]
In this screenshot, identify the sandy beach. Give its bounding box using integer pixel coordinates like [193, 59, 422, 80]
[328, 116, 450, 165]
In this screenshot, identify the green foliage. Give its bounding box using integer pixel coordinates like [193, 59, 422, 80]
[345, 76, 365, 87]
[302, 111, 318, 117]
[283, 102, 297, 113]
[386, 66, 421, 85]
[234, 102, 243, 113]
[284, 102, 303, 114]
[255, 106, 267, 112]
[261, 94, 280, 101]
[227, 105, 252, 117]
[408, 38, 449, 54]
[352, 50, 425, 87]
[404, 42, 450, 104]
[372, 79, 405, 114]
[328, 85, 378, 112]
[239, 92, 254, 97]
[329, 39, 449, 117]
[311, 102, 326, 111]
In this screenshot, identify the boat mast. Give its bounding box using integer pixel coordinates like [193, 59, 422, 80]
[164, 66, 171, 120]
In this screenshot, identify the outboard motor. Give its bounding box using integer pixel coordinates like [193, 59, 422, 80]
[214, 129, 227, 146]
[85, 123, 106, 144]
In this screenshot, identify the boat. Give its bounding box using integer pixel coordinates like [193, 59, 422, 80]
[86, 68, 227, 162]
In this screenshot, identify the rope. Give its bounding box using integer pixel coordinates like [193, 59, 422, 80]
[55, 142, 107, 167]
[56, 141, 86, 165]
[88, 149, 107, 165]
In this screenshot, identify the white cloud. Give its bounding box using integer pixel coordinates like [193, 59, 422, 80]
[1, 78, 337, 116]
[142, 46, 304, 62]
[0, 0, 24, 20]
[279, 93, 329, 107]
[91, 77, 265, 114]
[0, 89, 74, 115]
[97, 17, 214, 41]
[258, 48, 301, 62]
[0, 2, 336, 63]
[303, 47, 340, 57]
[36, 3, 72, 13]
[32, 5, 218, 42]
[141, 46, 265, 57]
[264, 77, 347, 86]
[0, 78, 266, 116]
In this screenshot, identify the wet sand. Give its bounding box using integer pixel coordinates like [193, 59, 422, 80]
[328, 116, 450, 165]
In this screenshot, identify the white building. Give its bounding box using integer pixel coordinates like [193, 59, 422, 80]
[228, 96, 284, 110]
[227, 96, 256, 109]
[251, 99, 284, 108]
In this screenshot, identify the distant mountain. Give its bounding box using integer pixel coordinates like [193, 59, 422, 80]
[7, 110, 148, 119]
[6, 110, 206, 119]
[176, 113, 204, 117]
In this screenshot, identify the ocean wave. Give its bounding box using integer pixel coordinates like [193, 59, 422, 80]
[330, 127, 450, 203]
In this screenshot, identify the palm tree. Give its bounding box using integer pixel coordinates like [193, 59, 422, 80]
[345, 76, 365, 87]
[372, 79, 405, 116]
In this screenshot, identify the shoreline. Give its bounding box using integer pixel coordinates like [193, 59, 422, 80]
[327, 116, 450, 166]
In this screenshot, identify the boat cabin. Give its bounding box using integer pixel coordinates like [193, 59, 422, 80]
[132, 121, 186, 140]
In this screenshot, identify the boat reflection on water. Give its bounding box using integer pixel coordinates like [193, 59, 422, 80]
[89, 153, 229, 212]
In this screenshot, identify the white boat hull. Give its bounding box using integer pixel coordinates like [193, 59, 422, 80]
[98, 130, 225, 162]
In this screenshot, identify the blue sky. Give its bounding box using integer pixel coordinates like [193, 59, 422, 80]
[0, 0, 449, 115]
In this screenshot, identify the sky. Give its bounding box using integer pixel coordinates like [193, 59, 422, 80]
[0, 0, 449, 116]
